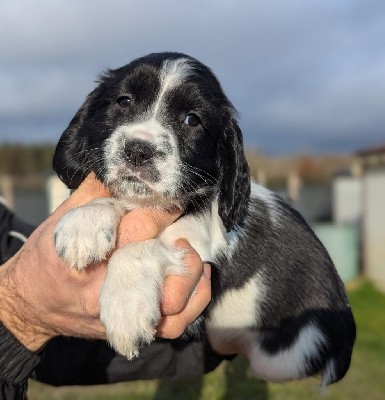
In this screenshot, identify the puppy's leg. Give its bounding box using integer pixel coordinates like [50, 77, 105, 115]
[100, 239, 185, 359]
[207, 298, 348, 384]
[54, 198, 125, 269]
[246, 325, 328, 382]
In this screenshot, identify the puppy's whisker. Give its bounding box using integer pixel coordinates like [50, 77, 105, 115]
[66, 154, 103, 187]
[181, 161, 218, 183]
[179, 178, 207, 211]
[180, 162, 218, 185]
[181, 173, 211, 200]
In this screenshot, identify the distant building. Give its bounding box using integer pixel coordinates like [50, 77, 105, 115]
[354, 144, 385, 174]
[333, 170, 362, 225]
[358, 145, 385, 292]
[333, 144, 385, 291]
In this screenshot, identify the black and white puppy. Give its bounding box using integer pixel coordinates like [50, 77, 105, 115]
[53, 52, 355, 385]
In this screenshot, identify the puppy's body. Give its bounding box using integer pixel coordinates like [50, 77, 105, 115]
[53, 52, 355, 385]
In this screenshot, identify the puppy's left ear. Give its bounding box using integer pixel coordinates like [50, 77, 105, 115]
[217, 119, 250, 231]
[53, 88, 100, 189]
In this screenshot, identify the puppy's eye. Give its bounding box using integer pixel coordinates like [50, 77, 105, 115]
[184, 113, 201, 127]
[117, 95, 131, 107]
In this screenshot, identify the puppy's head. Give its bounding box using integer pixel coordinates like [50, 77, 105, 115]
[53, 52, 250, 230]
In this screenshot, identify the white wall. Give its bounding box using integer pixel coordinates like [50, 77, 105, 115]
[46, 175, 70, 214]
[363, 169, 385, 291]
[333, 176, 362, 224]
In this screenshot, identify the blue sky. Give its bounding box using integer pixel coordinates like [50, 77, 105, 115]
[1, 0, 384, 155]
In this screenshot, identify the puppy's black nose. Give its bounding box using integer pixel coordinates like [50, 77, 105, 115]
[124, 140, 156, 167]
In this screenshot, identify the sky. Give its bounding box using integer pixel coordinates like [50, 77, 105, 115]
[1, 0, 384, 155]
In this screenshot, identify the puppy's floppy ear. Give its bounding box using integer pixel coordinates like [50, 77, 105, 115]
[217, 118, 250, 231]
[53, 89, 99, 189]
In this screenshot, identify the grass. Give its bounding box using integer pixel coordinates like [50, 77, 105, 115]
[28, 281, 385, 400]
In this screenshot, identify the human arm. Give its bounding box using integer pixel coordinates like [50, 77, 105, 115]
[0, 174, 212, 396]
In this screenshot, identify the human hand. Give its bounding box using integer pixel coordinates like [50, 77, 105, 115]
[0, 174, 211, 352]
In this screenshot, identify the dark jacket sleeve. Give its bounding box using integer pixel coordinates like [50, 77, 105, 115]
[0, 201, 39, 399]
[0, 383, 27, 400]
[0, 322, 41, 400]
[0, 201, 35, 264]
[32, 336, 228, 386]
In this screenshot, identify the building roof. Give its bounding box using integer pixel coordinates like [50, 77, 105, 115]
[356, 144, 385, 157]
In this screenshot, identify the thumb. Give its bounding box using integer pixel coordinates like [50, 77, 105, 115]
[117, 208, 183, 246]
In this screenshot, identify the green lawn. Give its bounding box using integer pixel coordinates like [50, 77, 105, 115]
[28, 281, 385, 400]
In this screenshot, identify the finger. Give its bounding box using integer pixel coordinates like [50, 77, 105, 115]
[160, 239, 204, 315]
[156, 263, 212, 339]
[116, 208, 182, 246]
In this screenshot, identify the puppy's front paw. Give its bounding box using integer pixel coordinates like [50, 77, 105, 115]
[100, 245, 161, 359]
[54, 200, 122, 269]
[101, 287, 160, 359]
[100, 240, 185, 359]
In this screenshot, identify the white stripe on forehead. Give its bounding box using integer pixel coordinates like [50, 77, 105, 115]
[152, 58, 193, 116]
